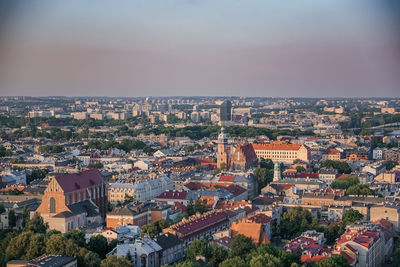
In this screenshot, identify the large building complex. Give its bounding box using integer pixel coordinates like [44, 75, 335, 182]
[252, 143, 310, 163]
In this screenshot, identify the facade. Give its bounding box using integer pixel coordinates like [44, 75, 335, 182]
[163, 210, 233, 243]
[334, 224, 384, 267]
[36, 169, 107, 233]
[108, 238, 162, 267]
[370, 205, 400, 230]
[108, 176, 173, 203]
[322, 148, 341, 161]
[252, 143, 309, 163]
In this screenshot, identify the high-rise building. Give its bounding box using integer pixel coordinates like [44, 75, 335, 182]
[220, 100, 232, 121]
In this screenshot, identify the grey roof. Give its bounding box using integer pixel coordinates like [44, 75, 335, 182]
[28, 255, 76, 267]
[156, 234, 182, 250]
[68, 200, 99, 217]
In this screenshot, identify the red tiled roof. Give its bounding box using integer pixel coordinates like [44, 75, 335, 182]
[219, 175, 234, 182]
[170, 211, 230, 237]
[295, 172, 319, 179]
[156, 190, 188, 200]
[247, 213, 272, 224]
[239, 143, 258, 162]
[55, 169, 104, 193]
[252, 143, 302, 151]
[325, 148, 340, 154]
[301, 255, 328, 263]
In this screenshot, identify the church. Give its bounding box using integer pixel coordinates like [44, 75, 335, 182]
[217, 127, 258, 171]
[36, 168, 107, 233]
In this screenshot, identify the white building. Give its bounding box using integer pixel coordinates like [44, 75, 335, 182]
[108, 237, 162, 267]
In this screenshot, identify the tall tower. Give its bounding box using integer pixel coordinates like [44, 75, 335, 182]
[220, 100, 232, 121]
[273, 162, 281, 182]
[217, 127, 228, 169]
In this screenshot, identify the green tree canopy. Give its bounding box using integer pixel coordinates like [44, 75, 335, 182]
[321, 160, 351, 174]
[88, 235, 109, 259]
[331, 176, 359, 190]
[219, 256, 248, 267]
[279, 207, 313, 239]
[100, 256, 133, 267]
[229, 234, 256, 258]
[342, 209, 363, 224]
[346, 184, 374, 196]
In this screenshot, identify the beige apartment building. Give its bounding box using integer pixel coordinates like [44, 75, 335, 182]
[252, 144, 309, 163]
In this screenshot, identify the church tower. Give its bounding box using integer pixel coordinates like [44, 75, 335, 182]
[217, 127, 228, 169]
[273, 162, 281, 182]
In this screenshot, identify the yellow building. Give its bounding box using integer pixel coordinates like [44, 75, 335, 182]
[252, 143, 309, 163]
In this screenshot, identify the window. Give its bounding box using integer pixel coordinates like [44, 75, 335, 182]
[49, 197, 56, 214]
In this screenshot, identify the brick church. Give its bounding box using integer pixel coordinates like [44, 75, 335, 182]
[36, 169, 107, 233]
[217, 127, 258, 171]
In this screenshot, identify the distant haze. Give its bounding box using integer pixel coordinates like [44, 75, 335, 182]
[0, 0, 399, 97]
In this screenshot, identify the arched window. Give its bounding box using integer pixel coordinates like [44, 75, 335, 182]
[49, 197, 56, 214]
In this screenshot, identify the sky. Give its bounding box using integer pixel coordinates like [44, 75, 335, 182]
[0, 0, 399, 97]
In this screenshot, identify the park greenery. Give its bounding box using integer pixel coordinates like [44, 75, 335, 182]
[0, 214, 128, 267]
[330, 176, 359, 190]
[38, 145, 64, 154]
[320, 160, 352, 174]
[279, 207, 363, 246]
[140, 219, 168, 238]
[175, 234, 350, 267]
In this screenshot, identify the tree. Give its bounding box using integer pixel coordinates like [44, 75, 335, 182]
[229, 234, 256, 258]
[65, 229, 86, 247]
[186, 239, 210, 261]
[279, 207, 313, 239]
[100, 256, 132, 267]
[0, 202, 5, 214]
[342, 209, 363, 224]
[88, 235, 109, 259]
[8, 209, 17, 228]
[313, 255, 350, 267]
[25, 233, 46, 259]
[194, 199, 210, 214]
[321, 160, 351, 174]
[24, 214, 48, 233]
[45, 234, 68, 255]
[187, 199, 195, 216]
[324, 222, 344, 245]
[22, 205, 30, 227]
[219, 256, 248, 267]
[5, 231, 33, 261]
[254, 167, 273, 194]
[394, 247, 400, 266]
[260, 158, 274, 169]
[174, 261, 202, 267]
[141, 220, 168, 238]
[331, 176, 359, 190]
[208, 243, 228, 267]
[346, 184, 374, 196]
[295, 166, 306, 173]
[0, 146, 12, 157]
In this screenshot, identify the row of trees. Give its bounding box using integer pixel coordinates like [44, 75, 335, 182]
[87, 139, 155, 154]
[279, 207, 364, 245]
[38, 145, 64, 154]
[0, 214, 131, 266]
[175, 235, 349, 267]
[320, 160, 352, 174]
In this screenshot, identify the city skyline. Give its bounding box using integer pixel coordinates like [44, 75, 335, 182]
[0, 0, 399, 97]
